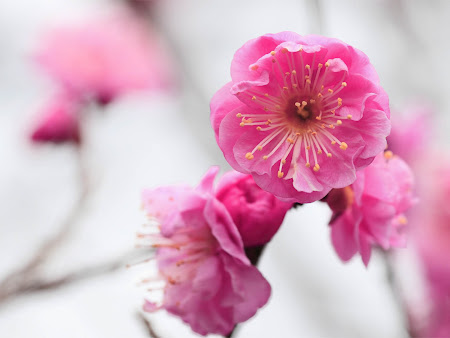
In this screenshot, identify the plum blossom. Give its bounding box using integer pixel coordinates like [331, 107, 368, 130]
[35, 12, 172, 105]
[326, 151, 415, 266]
[409, 163, 450, 337]
[215, 171, 292, 246]
[211, 33, 391, 203]
[30, 94, 81, 145]
[139, 167, 271, 336]
[387, 102, 433, 164]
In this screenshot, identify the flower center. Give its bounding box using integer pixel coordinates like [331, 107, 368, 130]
[237, 48, 351, 178]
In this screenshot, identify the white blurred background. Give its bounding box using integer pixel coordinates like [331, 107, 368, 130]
[0, 0, 447, 337]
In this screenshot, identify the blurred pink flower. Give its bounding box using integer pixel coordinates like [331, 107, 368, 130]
[326, 152, 415, 266]
[215, 171, 292, 246]
[387, 102, 433, 164]
[30, 94, 81, 145]
[211, 33, 390, 204]
[35, 12, 172, 104]
[139, 167, 271, 336]
[410, 164, 450, 337]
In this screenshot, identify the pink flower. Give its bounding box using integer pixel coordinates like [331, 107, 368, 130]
[387, 102, 433, 164]
[35, 12, 172, 105]
[211, 33, 391, 204]
[326, 152, 415, 266]
[215, 171, 292, 246]
[410, 163, 450, 337]
[30, 94, 81, 145]
[139, 167, 271, 336]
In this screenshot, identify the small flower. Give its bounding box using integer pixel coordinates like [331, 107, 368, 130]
[211, 33, 391, 203]
[35, 12, 173, 105]
[326, 152, 415, 266]
[30, 94, 81, 145]
[215, 171, 292, 246]
[139, 167, 271, 336]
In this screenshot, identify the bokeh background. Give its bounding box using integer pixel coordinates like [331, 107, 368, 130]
[0, 0, 447, 337]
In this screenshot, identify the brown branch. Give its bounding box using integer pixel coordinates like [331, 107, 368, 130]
[137, 312, 161, 338]
[0, 146, 90, 303]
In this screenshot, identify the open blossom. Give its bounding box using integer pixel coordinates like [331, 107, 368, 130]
[326, 152, 415, 266]
[215, 171, 292, 247]
[139, 167, 271, 336]
[211, 33, 390, 203]
[30, 94, 81, 145]
[35, 12, 172, 105]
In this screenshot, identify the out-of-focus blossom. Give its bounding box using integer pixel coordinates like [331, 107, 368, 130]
[35, 12, 173, 105]
[211, 32, 391, 204]
[139, 167, 271, 336]
[215, 171, 292, 247]
[30, 94, 81, 145]
[326, 152, 415, 266]
[387, 102, 433, 164]
[409, 163, 450, 337]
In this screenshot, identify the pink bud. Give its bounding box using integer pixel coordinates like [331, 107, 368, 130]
[215, 171, 292, 247]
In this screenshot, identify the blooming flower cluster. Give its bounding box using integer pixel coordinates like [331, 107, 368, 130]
[134, 32, 418, 336]
[139, 167, 291, 336]
[30, 10, 172, 145]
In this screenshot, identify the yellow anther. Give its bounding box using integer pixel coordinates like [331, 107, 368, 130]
[257, 146, 263, 151]
[256, 127, 262, 131]
[312, 132, 317, 136]
[384, 150, 394, 159]
[318, 63, 323, 68]
[316, 116, 322, 120]
[321, 124, 326, 128]
[313, 164, 320, 172]
[310, 99, 316, 104]
[325, 62, 330, 67]
[306, 146, 311, 150]
[295, 102, 301, 107]
[302, 101, 308, 106]
[285, 72, 290, 75]
[336, 120, 342, 125]
[317, 93, 323, 98]
[317, 150, 323, 154]
[270, 51, 276, 56]
[306, 79, 311, 84]
[245, 153, 254, 160]
[305, 64, 310, 70]
[240, 122, 245, 127]
[264, 93, 269, 97]
[236, 113, 242, 118]
[340, 142, 348, 150]
[337, 98, 343, 106]
[287, 138, 294, 144]
[281, 48, 288, 54]
[292, 84, 298, 88]
[292, 70, 297, 74]
[282, 159, 287, 164]
[331, 141, 337, 145]
[327, 153, 332, 158]
[398, 215, 408, 225]
[342, 82, 347, 87]
[305, 163, 311, 168]
[263, 155, 268, 160]
[283, 86, 289, 90]
[331, 110, 336, 115]
[252, 96, 257, 100]
[251, 64, 259, 71]
[328, 89, 334, 94]
[347, 114, 352, 119]
[275, 105, 281, 110]
[278, 171, 284, 178]
[329, 124, 335, 129]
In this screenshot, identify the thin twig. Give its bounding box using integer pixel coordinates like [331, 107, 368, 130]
[0, 146, 90, 303]
[382, 251, 413, 338]
[137, 312, 161, 338]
